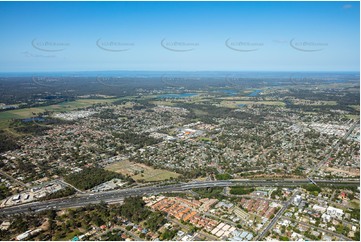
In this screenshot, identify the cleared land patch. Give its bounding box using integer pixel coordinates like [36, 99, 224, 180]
[325, 167, 360, 177]
[105, 159, 180, 182]
[0, 98, 118, 129]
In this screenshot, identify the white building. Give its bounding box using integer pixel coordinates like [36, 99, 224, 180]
[312, 204, 327, 213]
[293, 195, 302, 205]
[322, 213, 332, 223]
[12, 194, 20, 201]
[326, 206, 344, 219]
[16, 230, 31, 241]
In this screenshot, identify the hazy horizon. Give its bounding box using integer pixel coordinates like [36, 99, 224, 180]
[0, 1, 359, 72]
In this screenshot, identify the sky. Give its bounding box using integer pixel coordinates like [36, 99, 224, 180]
[0, 1, 359, 72]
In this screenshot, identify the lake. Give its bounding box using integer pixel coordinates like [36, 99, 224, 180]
[22, 117, 45, 122]
[248, 90, 262, 97]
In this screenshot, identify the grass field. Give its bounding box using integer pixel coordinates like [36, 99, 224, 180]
[149, 100, 176, 106]
[349, 105, 360, 111]
[349, 199, 360, 209]
[291, 99, 338, 106]
[220, 100, 285, 108]
[105, 159, 180, 182]
[193, 109, 209, 116]
[0, 119, 12, 129]
[345, 114, 360, 120]
[198, 137, 212, 142]
[0, 98, 118, 129]
[218, 96, 255, 101]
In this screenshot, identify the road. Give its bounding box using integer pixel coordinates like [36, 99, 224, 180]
[309, 121, 358, 177]
[95, 226, 143, 241]
[0, 179, 358, 216]
[280, 216, 351, 241]
[204, 211, 238, 228]
[0, 169, 28, 188]
[225, 193, 284, 205]
[169, 217, 218, 241]
[55, 179, 84, 194]
[255, 190, 300, 241]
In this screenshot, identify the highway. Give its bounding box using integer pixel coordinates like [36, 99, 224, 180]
[0, 179, 359, 216]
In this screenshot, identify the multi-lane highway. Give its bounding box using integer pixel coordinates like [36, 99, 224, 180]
[0, 179, 359, 216]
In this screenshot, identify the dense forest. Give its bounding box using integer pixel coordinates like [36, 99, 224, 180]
[0, 182, 11, 200]
[178, 103, 264, 124]
[65, 167, 133, 190]
[112, 131, 161, 149]
[40, 187, 76, 201]
[9, 119, 74, 136]
[0, 130, 20, 153]
[229, 186, 255, 195]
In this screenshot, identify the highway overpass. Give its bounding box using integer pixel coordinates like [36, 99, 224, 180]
[0, 179, 359, 216]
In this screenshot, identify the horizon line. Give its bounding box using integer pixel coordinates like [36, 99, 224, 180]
[0, 70, 359, 74]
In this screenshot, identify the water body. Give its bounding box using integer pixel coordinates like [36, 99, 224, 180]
[238, 104, 246, 107]
[157, 93, 197, 99]
[248, 89, 262, 97]
[22, 117, 45, 122]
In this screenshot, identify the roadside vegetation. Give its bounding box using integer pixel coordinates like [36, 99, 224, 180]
[65, 167, 133, 190]
[230, 186, 255, 195]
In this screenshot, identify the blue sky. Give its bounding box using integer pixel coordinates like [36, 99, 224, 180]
[0, 1, 359, 72]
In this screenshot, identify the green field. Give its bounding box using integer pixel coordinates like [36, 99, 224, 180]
[0, 120, 11, 130]
[132, 169, 180, 182]
[198, 137, 212, 142]
[149, 100, 176, 106]
[350, 105, 360, 111]
[219, 96, 255, 101]
[0, 98, 118, 129]
[105, 160, 180, 182]
[291, 99, 338, 106]
[345, 114, 360, 120]
[349, 199, 360, 209]
[220, 100, 285, 108]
